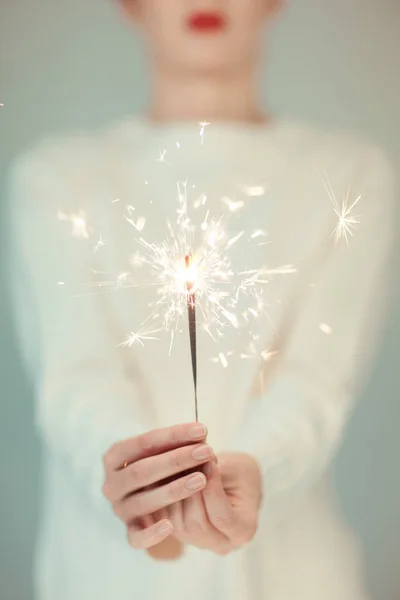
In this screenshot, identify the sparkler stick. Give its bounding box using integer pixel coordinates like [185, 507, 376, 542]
[185, 254, 198, 422]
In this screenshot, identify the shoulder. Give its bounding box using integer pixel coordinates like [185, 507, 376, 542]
[7, 118, 139, 213]
[270, 120, 397, 261]
[277, 120, 396, 226]
[9, 116, 142, 183]
[10, 123, 116, 183]
[282, 119, 394, 187]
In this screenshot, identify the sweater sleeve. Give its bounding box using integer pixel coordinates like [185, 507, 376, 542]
[230, 147, 397, 516]
[7, 144, 149, 529]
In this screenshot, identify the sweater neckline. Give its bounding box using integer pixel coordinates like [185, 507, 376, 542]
[112, 114, 292, 166]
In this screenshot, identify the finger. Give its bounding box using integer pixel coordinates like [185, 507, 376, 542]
[115, 471, 207, 522]
[138, 513, 155, 529]
[202, 462, 246, 542]
[103, 422, 208, 473]
[166, 499, 185, 540]
[127, 519, 173, 550]
[111, 443, 215, 499]
[181, 492, 231, 554]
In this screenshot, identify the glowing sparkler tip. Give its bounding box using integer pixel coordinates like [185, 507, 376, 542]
[184, 254, 196, 292]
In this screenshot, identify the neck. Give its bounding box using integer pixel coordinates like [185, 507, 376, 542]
[148, 66, 266, 124]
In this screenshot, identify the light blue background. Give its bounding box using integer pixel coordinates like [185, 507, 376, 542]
[0, 0, 399, 598]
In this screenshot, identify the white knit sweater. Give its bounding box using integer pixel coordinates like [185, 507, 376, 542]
[8, 118, 396, 600]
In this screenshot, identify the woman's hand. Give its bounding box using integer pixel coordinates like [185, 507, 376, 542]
[102, 423, 215, 549]
[165, 452, 262, 555]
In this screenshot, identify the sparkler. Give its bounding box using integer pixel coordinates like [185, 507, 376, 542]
[71, 175, 297, 421]
[105, 187, 297, 420]
[185, 254, 198, 421]
[58, 124, 324, 421]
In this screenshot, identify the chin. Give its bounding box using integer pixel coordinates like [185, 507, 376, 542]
[176, 45, 244, 74]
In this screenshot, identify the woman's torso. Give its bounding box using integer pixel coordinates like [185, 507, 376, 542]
[18, 117, 370, 599]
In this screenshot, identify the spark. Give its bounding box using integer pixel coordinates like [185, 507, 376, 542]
[226, 231, 244, 249]
[250, 229, 270, 246]
[125, 213, 146, 232]
[263, 264, 297, 275]
[237, 265, 297, 298]
[94, 233, 106, 254]
[219, 352, 229, 368]
[120, 330, 160, 348]
[58, 210, 89, 239]
[199, 122, 210, 146]
[320, 172, 361, 245]
[157, 149, 169, 164]
[251, 229, 268, 239]
[221, 197, 245, 212]
[168, 331, 175, 355]
[334, 191, 361, 244]
[57, 281, 65, 286]
[242, 185, 265, 197]
[112, 198, 120, 204]
[211, 351, 234, 367]
[261, 349, 279, 362]
[193, 195, 208, 209]
[240, 342, 258, 359]
[117, 272, 130, 286]
[242, 288, 272, 321]
[203, 323, 222, 342]
[319, 323, 332, 335]
[201, 210, 210, 231]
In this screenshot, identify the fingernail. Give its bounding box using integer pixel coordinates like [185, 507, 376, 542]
[188, 424, 207, 439]
[157, 521, 172, 534]
[192, 444, 213, 461]
[186, 473, 206, 490]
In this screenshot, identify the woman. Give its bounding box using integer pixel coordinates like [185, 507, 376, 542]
[8, 1, 396, 599]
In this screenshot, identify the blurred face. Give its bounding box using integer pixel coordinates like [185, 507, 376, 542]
[121, 0, 282, 74]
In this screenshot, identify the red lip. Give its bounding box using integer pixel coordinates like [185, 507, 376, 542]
[188, 12, 226, 32]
